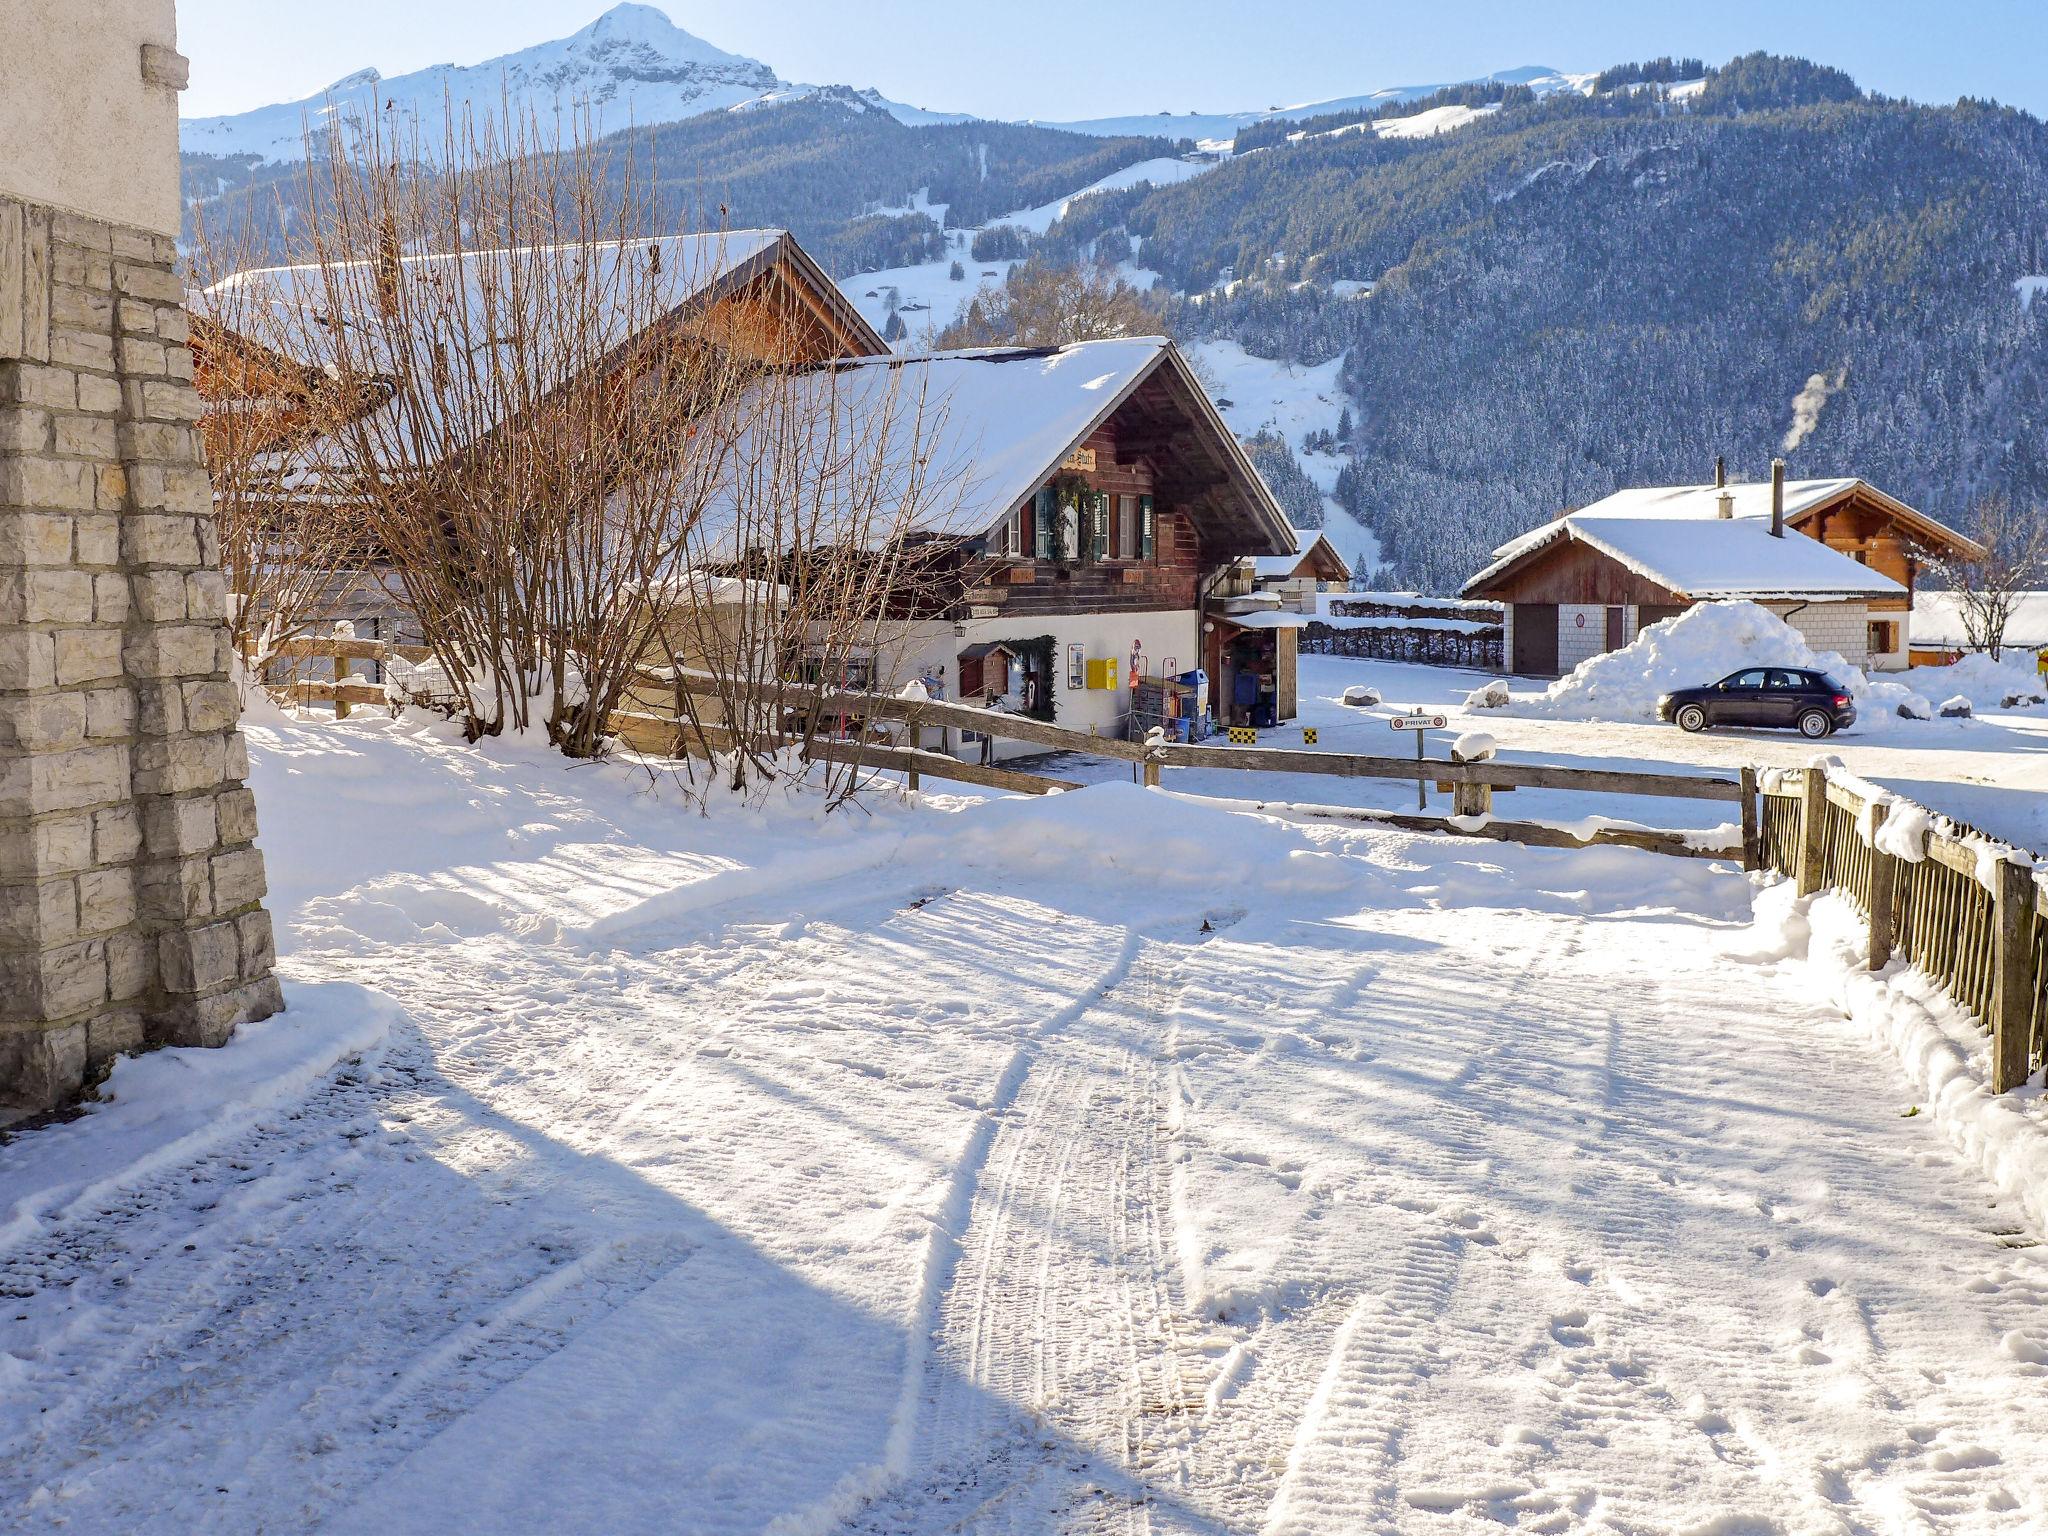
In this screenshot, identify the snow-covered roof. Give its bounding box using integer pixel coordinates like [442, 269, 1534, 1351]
[1549, 477, 1980, 558]
[698, 337, 1294, 554]
[199, 230, 882, 460]
[1466, 512, 1906, 601]
[1251, 526, 1352, 581]
[1216, 610, 1310, 630]
[1912, 591, 2048, 650]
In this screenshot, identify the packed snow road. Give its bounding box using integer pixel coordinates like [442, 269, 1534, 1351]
[2, 711, 2045, 1534]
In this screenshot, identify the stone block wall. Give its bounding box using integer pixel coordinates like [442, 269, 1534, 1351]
[1769, 600, 1871, 670]
[1, 196, 280, 1123]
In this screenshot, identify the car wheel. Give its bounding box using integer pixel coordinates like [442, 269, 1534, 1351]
[1676, 704, 1708, 733]
[1798, 709, 1833, 739]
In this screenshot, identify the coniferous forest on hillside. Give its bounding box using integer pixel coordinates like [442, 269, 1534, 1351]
[182, 54, 2048, 591]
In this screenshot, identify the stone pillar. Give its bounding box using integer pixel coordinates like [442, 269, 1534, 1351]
[0, 198, 282, 1123]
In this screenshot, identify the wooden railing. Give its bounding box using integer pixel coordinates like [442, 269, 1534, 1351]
[1759, 765, 2044, 1092]
[246, 630, 431, 719]
[614, 669, 1752, 864]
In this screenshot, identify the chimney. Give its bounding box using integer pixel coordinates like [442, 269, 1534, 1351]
[1717, 491, 1734, 519]
[1770, 457, 1786, 538]
[1714, 454, 1726, 489]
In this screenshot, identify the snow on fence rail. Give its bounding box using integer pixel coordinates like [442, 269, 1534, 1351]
[1758, 765, 2045, 1093]
[618, 668, 1750, 864]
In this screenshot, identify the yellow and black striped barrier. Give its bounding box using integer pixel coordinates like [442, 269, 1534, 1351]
[1303, 727, 1318, 745]
[1228, 726, 1257, 745]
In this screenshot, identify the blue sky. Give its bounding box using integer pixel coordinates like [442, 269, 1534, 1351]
[176, 0, 2046, 122]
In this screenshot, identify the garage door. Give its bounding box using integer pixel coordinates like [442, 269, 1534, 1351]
[1513, 604, 1559, 676]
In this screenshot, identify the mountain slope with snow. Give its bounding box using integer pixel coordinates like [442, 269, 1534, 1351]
[181, 5, 1582, 167]
[1034, 66, 1594, 150]
[182, 4, 781, 161]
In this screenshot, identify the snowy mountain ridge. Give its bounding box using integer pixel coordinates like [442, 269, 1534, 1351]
[180, 2, 1576, 163]
[179, 3, 970, 162]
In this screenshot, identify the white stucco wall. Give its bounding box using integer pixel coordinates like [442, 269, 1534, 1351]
[871, 610, 1201, 760]
[1, 0, 185, 236]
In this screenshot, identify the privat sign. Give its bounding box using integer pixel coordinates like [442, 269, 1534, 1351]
[1389, 713, 1448, 731]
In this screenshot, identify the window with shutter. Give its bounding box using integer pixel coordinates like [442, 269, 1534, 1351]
[1139, 495, 1155, 560]
[1034, 488, 1055, 560]
[1091, 494, 1110, 561]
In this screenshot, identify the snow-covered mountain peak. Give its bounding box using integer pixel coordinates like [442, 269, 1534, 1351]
[181, 4, 780, 164]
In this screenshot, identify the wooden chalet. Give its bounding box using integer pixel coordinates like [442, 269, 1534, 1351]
[191, 229, 884, 678]
[703, 337, 1297, 753]
[1464, 464, 1985, 677]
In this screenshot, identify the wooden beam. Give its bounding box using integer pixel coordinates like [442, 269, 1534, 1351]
[815, 741, 1083, 796]
[1242, 800, 1732, 860]
[1796, 767, 1828, 897]
[1991, 856, 2036, 1093]
[1866, 798, 1897, 970]
[1148, 742, 1744, 801]
[1739, 765, 1760, 872]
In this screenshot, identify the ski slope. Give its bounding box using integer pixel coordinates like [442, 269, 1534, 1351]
[2, 705, 2044, 1533]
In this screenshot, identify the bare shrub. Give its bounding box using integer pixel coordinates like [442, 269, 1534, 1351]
[187, 229, 375, 691]
[205, 101, 769, 755]
[649, 360, 967, 805]
[1917, 495, 2048, 660]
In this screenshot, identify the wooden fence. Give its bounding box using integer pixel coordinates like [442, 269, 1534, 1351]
[1759, 765, 2045, 1092]
[615, 668, 1751, 865]
[246, 632, 431, 719]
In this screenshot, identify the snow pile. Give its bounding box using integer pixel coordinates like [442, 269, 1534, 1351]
[1465, 679, 1511, 709]
[1510, 601, 1916, 729]
[1340, 684, 1381, 707]
[1939, 695, 1974, 719]
[1905, 651, 2047, 711]
[1740, 883, 2048, 1239]
[915, 782, 1371, 903]
[1451, 731, 1497, 761]
[1895, 694, 1933, 720]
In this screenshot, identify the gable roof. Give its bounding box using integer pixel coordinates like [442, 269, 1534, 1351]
[1251, 526, 1352, 582]
[699, 337, 1295, 556]
[1465, 512, 1907, 602]
[196, 229, 885, 461]
[1558, 477, 1983, 559]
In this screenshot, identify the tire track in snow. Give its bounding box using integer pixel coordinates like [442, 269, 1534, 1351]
[1246, 937, 1565, 1536]
[835, 921, 1228, 1536]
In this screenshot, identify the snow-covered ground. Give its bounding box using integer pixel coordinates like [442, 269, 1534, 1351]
[4, 697, 2046, 1532]
[1235, 655, 2048, 854]
[990, 157, 1217, 236]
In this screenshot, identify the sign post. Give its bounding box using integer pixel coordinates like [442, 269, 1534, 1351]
[1389, 708, 1448, 809]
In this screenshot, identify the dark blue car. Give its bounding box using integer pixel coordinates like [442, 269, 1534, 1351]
[1657, 667, 1856, 738]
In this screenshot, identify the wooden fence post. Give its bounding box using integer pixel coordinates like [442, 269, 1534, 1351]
[1795, 767, 1827, 897]
[331, 639, 352, 721]
[1991, 857, 2036, 1093]
[1738, 765, 1759, 872]
[1866, 799, 1896, 971]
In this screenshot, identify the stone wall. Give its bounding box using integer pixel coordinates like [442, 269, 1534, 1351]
[1769, 600, 1871, 670]
[1, 197, 280, 1123]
